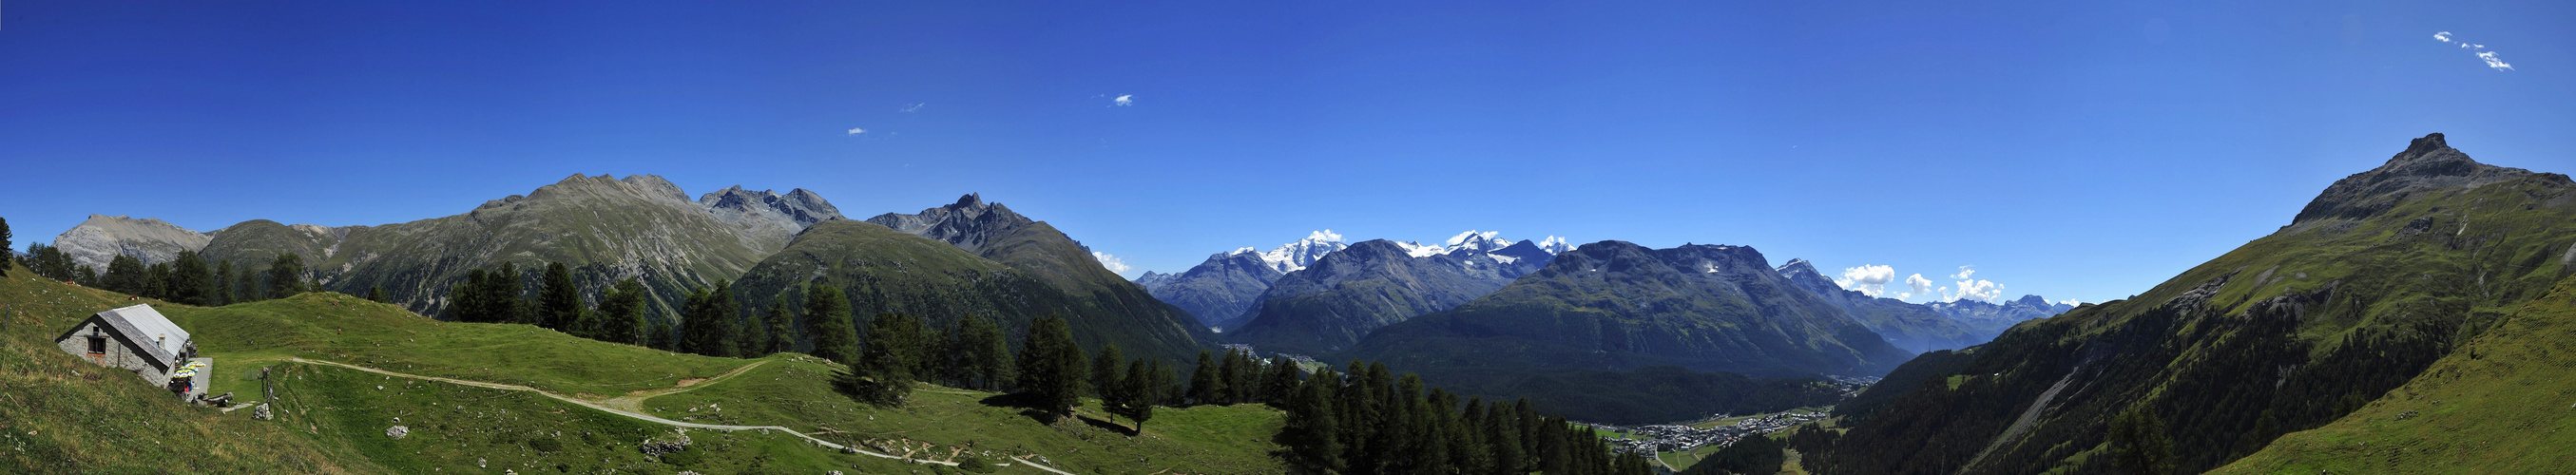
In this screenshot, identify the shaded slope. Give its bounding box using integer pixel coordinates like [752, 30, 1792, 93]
[731, 219, 1209, 362]
[1811, 133, 2576, 474]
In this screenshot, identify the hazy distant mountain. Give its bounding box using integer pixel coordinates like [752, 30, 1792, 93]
[1340, 240, 1913, 378]
[696, 186, 843, 253]
[858, 194, 1216, 360]
[1143, 231, 1350, 328]
[1924, 294, 2073, 338]
[1226, 236, 1558, 355]
[50, 215, 212, 269]
[1774, 259, 1984, 353]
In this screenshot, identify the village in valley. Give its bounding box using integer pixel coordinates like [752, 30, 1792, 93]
[1590, 376, 1875, 458]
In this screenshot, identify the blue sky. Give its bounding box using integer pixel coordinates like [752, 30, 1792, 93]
[2, 1, 2569, 304]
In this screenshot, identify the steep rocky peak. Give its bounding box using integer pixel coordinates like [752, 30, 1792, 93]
[2293, 133, 2565, 223]
[862, 193, 1039, 255]
[1775, 258, 1843, 293]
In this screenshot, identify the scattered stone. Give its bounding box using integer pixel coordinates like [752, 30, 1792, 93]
[252, 404, 274, 421]
[385, 426, 410, 439]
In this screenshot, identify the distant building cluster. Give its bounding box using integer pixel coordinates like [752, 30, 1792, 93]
[1586, 376, 1878, 456]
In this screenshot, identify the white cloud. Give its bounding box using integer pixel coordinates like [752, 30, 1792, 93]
[1896, 292, 1913, 300]
[1834, 265, 1896, 296]
[1091, 252, 1133, 274]
[2432, 31, 2513, 71]
[2057, 298, 2084, 307]
[1112, 94, 1134, 106]
[846, 127, 866, 135]
[1940, 266, 2005, 303]
[900, 103, 926, 112]
[1906, 274, 1934, 297]
[1307, 229, 1345, 242]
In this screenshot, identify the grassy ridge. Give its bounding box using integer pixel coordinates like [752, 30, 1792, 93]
[0, 263, 377, 473]
[2209, 276, 2576, 474]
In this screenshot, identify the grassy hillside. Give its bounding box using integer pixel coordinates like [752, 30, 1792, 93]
[0, 263, 377, 473]
[2208, 276, 2576, 474]
[639, 357, 1288, 474]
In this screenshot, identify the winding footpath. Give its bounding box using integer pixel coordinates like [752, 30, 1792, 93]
[281, 357, 1077, 475]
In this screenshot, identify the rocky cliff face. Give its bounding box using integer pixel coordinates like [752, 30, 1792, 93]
[1141, 231, 1353, 329]
[697, 186, 844, 253]
[51, 215, 213, 270]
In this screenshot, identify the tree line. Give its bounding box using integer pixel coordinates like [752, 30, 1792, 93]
[17, 242, 327, 308]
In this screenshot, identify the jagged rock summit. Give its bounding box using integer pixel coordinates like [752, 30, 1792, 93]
[2295, 133, 2568, 223]
[864, 194, 1038, 255]
[697, 185, 844, 253]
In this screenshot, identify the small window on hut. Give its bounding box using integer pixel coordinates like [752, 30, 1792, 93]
[87, 336, 107, 354]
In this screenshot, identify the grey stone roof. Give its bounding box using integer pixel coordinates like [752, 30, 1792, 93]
[90, 304, 189, 370]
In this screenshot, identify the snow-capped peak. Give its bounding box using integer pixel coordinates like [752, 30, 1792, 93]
[1255, 230, 1350, 274]
[1394, 240, 1449, 257]
[1537, 236, 1575, 255]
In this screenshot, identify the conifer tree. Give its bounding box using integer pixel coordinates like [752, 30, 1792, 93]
[212, 259, 236, 305]
[169, 251, 211, 306]
[680, 281, 741, 357]
[1013, 314, 1086, 420]
[0, 217, 10, 277]
[1216, 351, 1245, 405]
[77, 265, 99, 287]
[104, 255, 147, 295]
[1188, 351, 1221, 406]
[947, 314, 1011, 390]
[1111, 357, 1157, 431]
[537, 262, 582, 332]
[1090, 344, 1125, 400]
[804, 283, 858, 364]
[229, 261, 252, 302]
[761, 305, 793, 355]
[595, 278, 647, 344]
[854, 312, 926, 405]
[1280, 368, 1344, 473]
[366, 285, 386, 303]
[144, 261, 172, 300]
[267, 253, 307, 298]
[1263, 355, 1302, 408]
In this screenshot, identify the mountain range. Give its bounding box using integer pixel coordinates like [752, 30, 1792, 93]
[1224, 233, 1563, 355]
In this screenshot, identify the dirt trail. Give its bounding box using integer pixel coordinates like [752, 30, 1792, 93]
[596, 360, 769, 411]
[280, 357, 1078, 474]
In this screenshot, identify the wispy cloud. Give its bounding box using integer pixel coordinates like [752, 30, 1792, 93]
[2433, 31, 2514, 70]
[1835, 265, 1896, 297]
[1091, 251, 1133, 274]
[899, 103, 926, 112]
[1112, 94, 1134, 106]
[846, 127, 867, 135]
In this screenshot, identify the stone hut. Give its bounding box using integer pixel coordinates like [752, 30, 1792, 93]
[54, 304, 196, 388]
